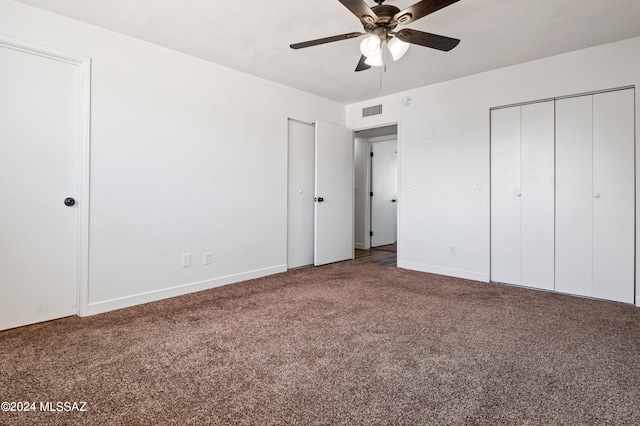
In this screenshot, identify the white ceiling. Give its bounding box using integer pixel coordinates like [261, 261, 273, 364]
[15, 0, 640, 104]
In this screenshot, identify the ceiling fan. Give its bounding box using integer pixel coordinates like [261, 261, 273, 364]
[290, 0, 461, 71]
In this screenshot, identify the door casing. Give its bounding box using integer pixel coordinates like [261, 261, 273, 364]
[353, 123, 400, 252]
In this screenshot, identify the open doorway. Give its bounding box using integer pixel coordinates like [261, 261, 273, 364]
[354, 124, 398, 265]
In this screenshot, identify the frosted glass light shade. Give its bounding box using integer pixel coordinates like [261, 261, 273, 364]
[360, 36, 381, 58]
[388, 37, 410, 61]
[364, 55, 383, 66]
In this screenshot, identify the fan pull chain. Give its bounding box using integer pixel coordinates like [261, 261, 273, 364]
[379, 39, 388, 90]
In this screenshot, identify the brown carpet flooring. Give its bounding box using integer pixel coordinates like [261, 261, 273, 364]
[1, 261, 640, 425]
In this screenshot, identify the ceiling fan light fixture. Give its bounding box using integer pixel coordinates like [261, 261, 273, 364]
[360, 35, 381, 58]
[388, 37, 410, 61]
[364, 55, 383, 67]
[289, 0, 461, 72]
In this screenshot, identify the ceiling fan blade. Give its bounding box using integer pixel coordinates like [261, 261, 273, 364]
[338, 0, 379, 25]
[355, 55, 371, 72]
[290, 32, 364, 49]
[396, 28, 460, 51]
[393, 0, 460, 25]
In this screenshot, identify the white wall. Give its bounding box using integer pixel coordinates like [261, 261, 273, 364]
[4, 0, 639, 312]
[0, 1, 345, 314]
[346, 37, 640, 306]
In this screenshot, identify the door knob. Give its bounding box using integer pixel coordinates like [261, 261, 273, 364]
[64, 197, 76, 206]
[594, 194, 600, 199]
[391, 199, 397, 202]
[315, 197, 324, 202]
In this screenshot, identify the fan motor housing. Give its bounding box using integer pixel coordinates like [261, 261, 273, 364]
[364, 4, 400, 33]
[372, 5, 400, 23]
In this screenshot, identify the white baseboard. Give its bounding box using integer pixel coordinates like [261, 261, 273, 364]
[354, 242, 367, 250]
[397, 261, 490, 283]
[84, 264, 287, 316]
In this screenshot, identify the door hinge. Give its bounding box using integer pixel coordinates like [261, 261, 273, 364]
[370, 152, 374, 157]
[370, 231, 373, 236]
[370, 191, 373, 197]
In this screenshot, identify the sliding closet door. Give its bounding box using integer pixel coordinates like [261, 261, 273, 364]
[555, 95, 593, 297]
[491, 106, 521, 285]
[592, 89, 635, 302]
[491, 101, 554, 290]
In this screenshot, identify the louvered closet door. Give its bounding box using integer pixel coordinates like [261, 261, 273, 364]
[556, 89, 635, 303]
[490, 101, 554, 289]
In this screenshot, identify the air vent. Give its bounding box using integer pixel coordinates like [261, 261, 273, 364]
[362, 104, 382, 117]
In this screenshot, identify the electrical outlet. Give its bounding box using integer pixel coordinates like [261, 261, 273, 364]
[449, 245, 456, 256]
[182, 253, 191, 268]
[204, 252, 211, 265]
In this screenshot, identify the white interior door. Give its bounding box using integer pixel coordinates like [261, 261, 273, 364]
[287, 119, 315, 268]
[520, 101, 555, 290]
[371, 139, 397, 247]
[0, 44, 80, 330]
[592, 89, 635, 303]
[314, 121, 354, 266]
[556, 90, 635, 303]
[555, 95, 594, 298]
[490, 106, 522, 284]
[491, 102, 555, 291]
